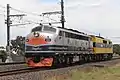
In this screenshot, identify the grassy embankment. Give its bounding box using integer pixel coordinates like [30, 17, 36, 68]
[48, 64, 120, 80]
[71, 67, 120, 80]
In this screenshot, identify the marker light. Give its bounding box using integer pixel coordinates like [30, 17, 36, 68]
[26, 39, 29, 42]
[45, 36, 51, 42]
[34, 32, 39, 37]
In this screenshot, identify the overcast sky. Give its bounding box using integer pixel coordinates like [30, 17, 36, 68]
[0, 0, 120, 46]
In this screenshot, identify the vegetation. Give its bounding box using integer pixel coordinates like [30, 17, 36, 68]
[11, 36, 25, 56]
[113, 44, 120, 55]
[71, 67, 120, 80]
[48, 66, 120, 80]
[0, 36, 25, 62]
[0, 50, 7, 62]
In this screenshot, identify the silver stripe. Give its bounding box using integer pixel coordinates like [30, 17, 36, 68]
[25, 51, 92, 54]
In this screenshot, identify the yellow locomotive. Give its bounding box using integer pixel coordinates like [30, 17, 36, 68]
[90, 35, 113, 60]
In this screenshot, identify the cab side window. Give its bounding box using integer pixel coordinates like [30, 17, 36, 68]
[59, 31, 64, 36]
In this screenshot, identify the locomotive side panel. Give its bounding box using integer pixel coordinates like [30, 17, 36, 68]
[55, 29, 90, 52]
[90, 36, 113, 54]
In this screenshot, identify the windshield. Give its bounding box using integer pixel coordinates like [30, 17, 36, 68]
[43, 26, 56, 33]
[31, 25, 56, 33]
[31, 26, 42, 32]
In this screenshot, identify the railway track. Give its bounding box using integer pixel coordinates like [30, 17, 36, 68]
[57, 56, 120, 69]
[0, 67, 52, 77]
[0, 68, 38, 76]
[0, 56, 120, 77]
[0, 62, 25, 65]
[90, 57, 120, 67]
[0, 62, 28, 73]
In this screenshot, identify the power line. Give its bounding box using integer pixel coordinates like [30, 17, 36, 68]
[10, 7, 41, 16]
[0, 4, 61, 23]
[4, 3, 63, 29]
[24, 19, 40, 24]
[10, 23, 31, 26]
[43, 16, 58, 22]
[10, 6, 59, 22]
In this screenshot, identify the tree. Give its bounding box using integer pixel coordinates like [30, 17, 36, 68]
[0, 46, 7, 62]
[113, 44, 120, 55]
[0, 50, 7, 62]
[11, 36, 25, 56]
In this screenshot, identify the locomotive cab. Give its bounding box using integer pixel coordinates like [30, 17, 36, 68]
[25, 25, 58, 57]
[25, 25, 59, 67]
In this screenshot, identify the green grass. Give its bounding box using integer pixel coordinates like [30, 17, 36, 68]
[48, 66, 120, 80]
[71, 67, 120, 80]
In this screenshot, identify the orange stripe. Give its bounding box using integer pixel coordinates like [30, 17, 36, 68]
[27, 36, 47, 45]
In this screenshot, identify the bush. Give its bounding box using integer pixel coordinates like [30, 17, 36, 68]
[113, 44, 120, 54]
[0, 50, 7, 62]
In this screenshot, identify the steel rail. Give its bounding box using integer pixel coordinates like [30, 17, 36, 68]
[0, 62, 25, 65]
[0, 56, 120, 76]
[0, 67, 49, 76]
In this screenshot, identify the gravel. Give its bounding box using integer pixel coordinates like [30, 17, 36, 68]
[0, 58, 120, 80]
[0, 63, 29, 72]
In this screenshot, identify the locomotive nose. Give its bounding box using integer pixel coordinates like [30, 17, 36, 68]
[26, 33, 47, 46]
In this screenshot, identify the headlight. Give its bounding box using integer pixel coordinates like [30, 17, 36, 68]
[45, 36, 51, 42]
[33, 32, 39, 37]
[26, 39, 29, 42]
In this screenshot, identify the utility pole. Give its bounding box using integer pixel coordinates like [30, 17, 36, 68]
[99, 33, 101, 37]
[61, 0, 65, 28]
[7, 4, 10, 48]
[5, 4, 25, 63]
[41, 0, 65, 28]
[5, 4, 13, 63]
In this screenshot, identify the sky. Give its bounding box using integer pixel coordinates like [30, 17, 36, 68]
[0, 0, 120, 46]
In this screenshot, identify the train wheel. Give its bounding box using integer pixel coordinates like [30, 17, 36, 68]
[69, 55, 73, 65]
[86, 55, 90, 62]
[96, 55, 100, 61]
[52, 55, 60, 68]
[84, 54, 89, 62]
[110, 54, 113, 59]
[58, 55, 67, 67]
[79, 55, 84, 64]
[90, 54, 94, 62]
[100, 54, 103, 61]
[103, 54, 109, 61]
[92, 55, 96, 62]
[89, 55, 92, 62]
[108, 54, 113, 60]
[64, 55, 69, 66]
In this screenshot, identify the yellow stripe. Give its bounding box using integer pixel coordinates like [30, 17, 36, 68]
[91, 37, 103, 43]
[93, 48, 113, 54]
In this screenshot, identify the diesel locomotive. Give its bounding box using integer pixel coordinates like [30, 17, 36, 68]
[25, 24, 113, 67]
